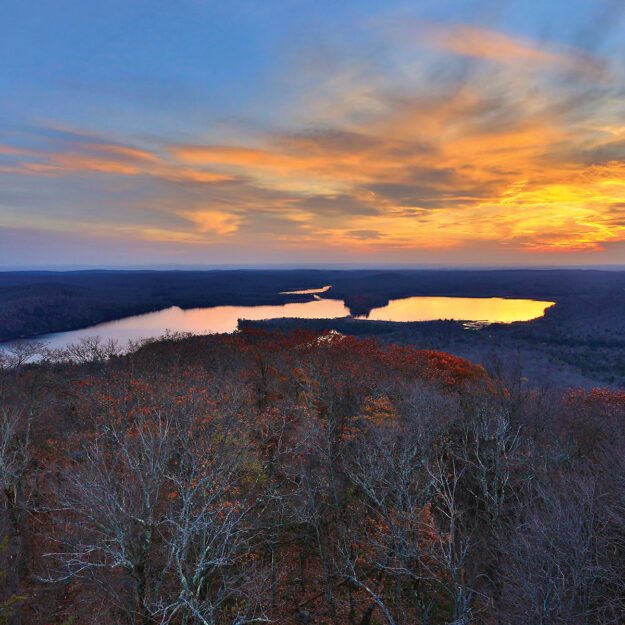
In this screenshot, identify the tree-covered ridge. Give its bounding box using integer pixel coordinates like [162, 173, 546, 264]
[2, 330, 625, 624]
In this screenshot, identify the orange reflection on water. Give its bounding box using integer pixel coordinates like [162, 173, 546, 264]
[140, 298, 350, 333]
[280, 285, 332, 295]
[38, 298, 352, 349]
[25, 295, 555, 352]
[360, 296, 554, 323]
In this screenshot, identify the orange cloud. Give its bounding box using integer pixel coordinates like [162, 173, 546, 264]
[1, 24, 622, 261]
[425, 24, 564, 64]
[52, 154, 143, 175]
[0, 144, 36, 156]
[171, 143, 375, 189]
[179, 209, 243, 236]
[412, 23, 604, 76]
[0, 139, 233, 183]
[84, 143, 160, 163]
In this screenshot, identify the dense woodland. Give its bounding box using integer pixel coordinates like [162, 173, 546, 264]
[2, 330, 625, 624]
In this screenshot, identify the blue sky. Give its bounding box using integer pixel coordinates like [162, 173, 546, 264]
[1, 0, 625, 266]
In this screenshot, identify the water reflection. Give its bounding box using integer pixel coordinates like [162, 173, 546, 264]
[360, 296, 553, 323]
[32, 298, 351, 350]
[8, 295, 554, 352]
[280, 286, 332, 295]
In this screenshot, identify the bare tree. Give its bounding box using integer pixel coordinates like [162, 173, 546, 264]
[0, 342, 46, 370]
[46, 411, 175, 624]
[155, 412, 269, 625]
[426, 454, 476, 625]
[499, 474, 610, 625]
[0, 402, 32, 625]
[49, 336, 124, 365]
[46, 372, 271, 625]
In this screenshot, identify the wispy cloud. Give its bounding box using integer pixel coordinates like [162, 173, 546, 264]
[2, 10, 625, 264]
[178, 209, 243, 236]
[414, 22, 604, 76]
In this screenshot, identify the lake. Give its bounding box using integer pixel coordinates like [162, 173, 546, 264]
[17, 292, 554, 351]
[363, 296, 553, 324]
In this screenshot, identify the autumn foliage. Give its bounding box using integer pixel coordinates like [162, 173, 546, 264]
[2, 330, 625, 625]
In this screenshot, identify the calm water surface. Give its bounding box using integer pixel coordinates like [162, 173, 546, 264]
[362, 296, 552, 324]
[23, 292, 554, 351]
[280, 285, 332, 295]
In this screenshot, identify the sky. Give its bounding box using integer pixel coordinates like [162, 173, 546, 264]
[1, 0, 625, 268]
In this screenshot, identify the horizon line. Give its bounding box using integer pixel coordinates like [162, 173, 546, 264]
[2, 263, 625, 272]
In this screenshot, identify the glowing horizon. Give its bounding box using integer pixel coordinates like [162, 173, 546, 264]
[1, 1, 625, 266]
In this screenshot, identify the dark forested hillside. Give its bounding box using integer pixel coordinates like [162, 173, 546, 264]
[2, 330, 625, 625]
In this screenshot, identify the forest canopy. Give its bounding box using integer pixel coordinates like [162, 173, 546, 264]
[2, 330, 625, 625]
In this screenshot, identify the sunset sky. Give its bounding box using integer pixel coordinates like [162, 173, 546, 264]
[2, 0, 625, 267]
